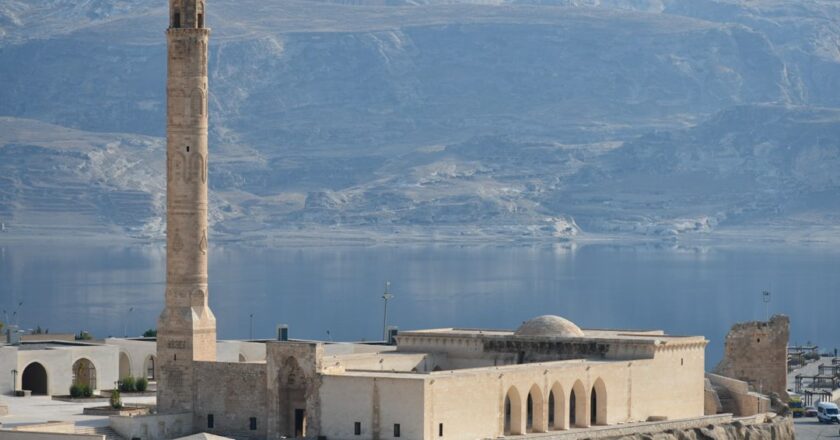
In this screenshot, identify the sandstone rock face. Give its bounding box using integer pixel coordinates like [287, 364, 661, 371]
[604, 416, 793, 440]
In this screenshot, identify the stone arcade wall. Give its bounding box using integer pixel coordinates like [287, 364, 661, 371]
[715, 315, 789, 398]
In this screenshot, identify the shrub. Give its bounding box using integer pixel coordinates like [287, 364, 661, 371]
[110, 389, 123, 409]
[69, 384, 83, 398]
[81, 384, 93, 398]
[120, 377, 136, 392]
[135, 377, 148, 392]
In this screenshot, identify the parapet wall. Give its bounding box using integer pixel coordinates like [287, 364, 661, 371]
[707, 373, 771, 416]
[715, 315, 789, 398]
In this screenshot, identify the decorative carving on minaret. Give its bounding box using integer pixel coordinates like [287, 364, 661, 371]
[199, 229, 208, 255]
[171, 229, 184, 253]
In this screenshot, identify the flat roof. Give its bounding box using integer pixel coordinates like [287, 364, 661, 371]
[16, 341, 106, 351]
[398, 328, 706, 345]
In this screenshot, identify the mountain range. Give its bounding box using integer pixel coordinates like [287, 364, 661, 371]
[1, 0, 839, 244]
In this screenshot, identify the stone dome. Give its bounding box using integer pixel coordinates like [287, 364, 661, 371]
[514, 315, 585, 338]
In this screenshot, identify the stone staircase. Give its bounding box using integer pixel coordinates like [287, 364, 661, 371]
[75, 426, 126, 440]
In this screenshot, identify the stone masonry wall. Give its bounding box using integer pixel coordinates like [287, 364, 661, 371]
[193, 361, 268, 440]
[715, 315, 789, 398]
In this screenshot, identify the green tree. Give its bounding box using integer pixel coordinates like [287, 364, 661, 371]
[142, 329, 157, 338]
[76, 331, 93, 341]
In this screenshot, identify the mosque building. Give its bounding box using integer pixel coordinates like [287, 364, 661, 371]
[115, 1, 710, 439]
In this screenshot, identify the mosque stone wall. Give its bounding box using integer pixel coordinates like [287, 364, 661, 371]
[193, 361, 268, 440]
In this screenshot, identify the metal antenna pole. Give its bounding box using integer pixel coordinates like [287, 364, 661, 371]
[382, 282, 394, 341]
[762, 291, 771, 321]
[249, 313, 254, 340]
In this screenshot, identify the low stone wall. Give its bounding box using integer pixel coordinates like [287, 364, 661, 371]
[109, 412, 193, 440]
[12, 422, 76, 433]
[707, 373, 771, 416]
[0, 432, 103, 440]
[82, 406, 150, 416]
[1, 422, 104, 440]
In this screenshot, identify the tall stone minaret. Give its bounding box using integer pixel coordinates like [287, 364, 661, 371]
[157, 0, 216, 414]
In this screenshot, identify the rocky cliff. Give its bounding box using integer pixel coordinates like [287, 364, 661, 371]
[605, 415, 793, 440]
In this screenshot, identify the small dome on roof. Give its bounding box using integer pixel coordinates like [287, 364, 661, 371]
[515, 315, 585, 338]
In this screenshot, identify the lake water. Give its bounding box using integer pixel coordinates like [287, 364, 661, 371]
[1, 242, 838, 368]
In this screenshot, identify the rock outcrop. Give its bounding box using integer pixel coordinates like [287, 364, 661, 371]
[604, 415, 793, 440]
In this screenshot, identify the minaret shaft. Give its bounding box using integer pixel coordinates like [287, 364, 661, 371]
[157, 0, 216, 415]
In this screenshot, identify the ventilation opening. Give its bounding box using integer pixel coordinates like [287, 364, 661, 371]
[249, 417, 257, 431]
[198, 13, 204, 28]
[394, 424, 401, 438]
[439, 423, 443, 437]
[354, 422, 361, 436]
[207, 414, 214, 429]
[186, 146, 190, 153]
[173, 12, 181, 28]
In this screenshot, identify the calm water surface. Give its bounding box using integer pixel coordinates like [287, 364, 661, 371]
[1, 242, 838, 367]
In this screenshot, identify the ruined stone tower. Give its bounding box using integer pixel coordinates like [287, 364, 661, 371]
[157, 0, 216, 414]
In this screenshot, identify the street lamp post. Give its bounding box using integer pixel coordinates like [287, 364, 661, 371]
[381, 282, 394, 342]
[249, 314, 254, 340]
[124, 307, 134, 338]
[11, 301, 23, 328]
[11, 369, 17, 393]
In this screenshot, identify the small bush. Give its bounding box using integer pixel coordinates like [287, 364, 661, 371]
[81, 384, 93, 398]
[69, 384, 83, 398]
[110, 390, 123, 409]
[135, 377, 148, 392]
[120, 377, 136, 392]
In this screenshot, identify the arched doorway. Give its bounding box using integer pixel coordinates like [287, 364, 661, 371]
[549, 382, 566, 430]
[570, 380, 588, 428]
[280, 357, 308, 438]
[73, 358, 97, 390]
[503, 386, 523, 436]
[591, 378, 607, 425]
[119, 352, 132, 379]
[22, 362, 48, 395]
[527, 384, 546, 433]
